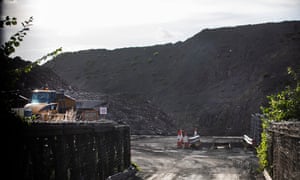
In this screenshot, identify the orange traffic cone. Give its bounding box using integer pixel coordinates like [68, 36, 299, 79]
[183, 132, 189, 148]
[177, 130, 183, 148]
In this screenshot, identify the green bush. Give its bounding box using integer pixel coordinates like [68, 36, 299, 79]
[257, 67, 299, 170]
[256, 119, 269, 170]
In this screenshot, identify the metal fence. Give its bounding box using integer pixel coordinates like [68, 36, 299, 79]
[250, 113, 263, 146]
[268, 121, 300, 180]
[21, 120, 130, 180]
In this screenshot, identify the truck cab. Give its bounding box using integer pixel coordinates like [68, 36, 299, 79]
[24, 89, 58, 115]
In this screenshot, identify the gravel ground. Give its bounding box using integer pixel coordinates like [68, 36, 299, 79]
[131, 136, 264, 180]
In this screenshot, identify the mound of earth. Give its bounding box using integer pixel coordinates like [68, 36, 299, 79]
[10, 57, 176, 135]
[45, 21, 300, 135]
[10, 57, 73, 98]
[66, 91, 176, 135]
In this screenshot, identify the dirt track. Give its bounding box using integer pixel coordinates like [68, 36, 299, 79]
[131, 136, 263, 180]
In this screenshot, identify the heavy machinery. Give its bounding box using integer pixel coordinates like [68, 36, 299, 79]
[24, 88, 76, 120]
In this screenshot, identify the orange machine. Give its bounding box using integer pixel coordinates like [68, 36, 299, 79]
[24, 89, 76, 118]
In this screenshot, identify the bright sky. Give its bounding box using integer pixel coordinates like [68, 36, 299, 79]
[1, 0, 300, 61]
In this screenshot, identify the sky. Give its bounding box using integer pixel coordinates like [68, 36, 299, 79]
[1, 0, 300, 61]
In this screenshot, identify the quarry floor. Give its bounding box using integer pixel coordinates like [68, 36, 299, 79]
[131, 136, 264, 180]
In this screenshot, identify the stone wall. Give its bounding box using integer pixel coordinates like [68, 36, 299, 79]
[21, 120, 130, 180]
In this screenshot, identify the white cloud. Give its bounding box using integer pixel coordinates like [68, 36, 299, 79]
[155, 27, 174, 41]
[2, 0, 300, 61]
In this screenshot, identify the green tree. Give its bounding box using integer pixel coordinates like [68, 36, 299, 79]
[261, 68, 300, 121]
[0, 16, 62, 114]
[257, 67, 299, 170]
[0, 16, 62, 179]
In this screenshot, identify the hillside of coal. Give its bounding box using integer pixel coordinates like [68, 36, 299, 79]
[45, 21, 300, 135]
[9, 57, 176, 135]
[6, 57, 73, 99]
[66, 91, 176, 135]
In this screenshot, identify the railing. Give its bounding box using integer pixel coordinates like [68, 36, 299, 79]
[243, 134, 254, 145]
[250, 113, 263, 146]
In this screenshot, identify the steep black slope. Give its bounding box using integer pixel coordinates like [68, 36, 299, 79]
[10, 57, 73, 99]
[45, 21, 300, 135]
[66, 91, 176, 135]
[9, 57, 177, 135]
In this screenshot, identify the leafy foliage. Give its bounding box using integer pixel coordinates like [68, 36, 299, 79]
[1, 16, 33, 56]
[257, 67, 299, 170]
[0, 16, 17, 27]
[256, 119, 269, 170]
[1, 17, 63, 178]
[261, 68, 300, 122]
[0, 16, 62, 117]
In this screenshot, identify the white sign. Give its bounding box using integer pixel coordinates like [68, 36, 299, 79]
[99, 107, 107, 115]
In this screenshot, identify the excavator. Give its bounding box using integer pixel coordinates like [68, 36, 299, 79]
[24, 88, 76, 120]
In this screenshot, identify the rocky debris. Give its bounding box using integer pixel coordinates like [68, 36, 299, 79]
[106, 93, 176, 135]
[66, 91, 177, 135]
[66, 91, 176, 135]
